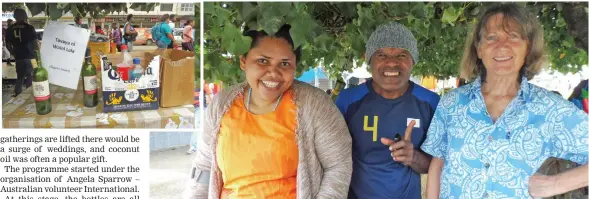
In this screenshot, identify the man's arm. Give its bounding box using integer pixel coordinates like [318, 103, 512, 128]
[381, 132, 431, 174]
[409, 149, 432, 174]
[5, 28, 15, 52]
[125, 23, 136, 34]
[165, 26, 174, 42]
[28, 26, 39, 50]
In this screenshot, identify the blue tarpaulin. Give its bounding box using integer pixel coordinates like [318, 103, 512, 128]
[297, 68, 327, 82]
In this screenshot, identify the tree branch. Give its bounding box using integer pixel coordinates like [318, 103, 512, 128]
[561, 2, 588, 53]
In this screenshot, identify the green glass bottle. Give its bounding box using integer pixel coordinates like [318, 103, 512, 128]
[330, 76, 345, 102]
[32, 50, 52, 115]
[82, 49, 98, 107]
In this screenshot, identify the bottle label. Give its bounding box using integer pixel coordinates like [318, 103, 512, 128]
[32, 81, 50, 101]
[84, 76, 98, 94]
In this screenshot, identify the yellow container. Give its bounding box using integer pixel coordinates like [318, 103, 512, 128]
[88, 42, 112, 69]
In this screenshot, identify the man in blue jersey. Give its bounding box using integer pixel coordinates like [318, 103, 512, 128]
[335, 22, 440, 199]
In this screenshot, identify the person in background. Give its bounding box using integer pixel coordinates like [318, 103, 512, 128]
[111, 23, 122, 52]
[182, 20, 194, 51]
[119, 25, 125, 44]
[422, 3, 588, 198]
[336, 22, 439, 199]
[5, 8, 38, 97]
[123, 14, 138, 51]
[169, 14, 176, 29]
[184, 24, 352, 199]
[153, 14, 174, 49]
[3, 19, 14, 66]
[569, 79, 588, 113]
[73, 16, 85, 29]
[96, 25, 105, 35]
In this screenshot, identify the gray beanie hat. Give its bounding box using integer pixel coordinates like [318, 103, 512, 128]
[365, 22, 418, 65]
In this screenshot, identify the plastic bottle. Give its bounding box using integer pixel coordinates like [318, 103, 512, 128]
[121, 45, 132, 65]
[132, 58, 143, 80]
[117, 44, 133, 80]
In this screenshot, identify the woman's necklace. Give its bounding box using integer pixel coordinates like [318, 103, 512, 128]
[246, 87, 283, 112]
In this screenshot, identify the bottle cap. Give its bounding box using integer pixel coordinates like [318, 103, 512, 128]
[133, 58, 140, 64]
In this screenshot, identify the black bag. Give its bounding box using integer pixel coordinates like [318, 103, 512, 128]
[123, 23, 138, 42]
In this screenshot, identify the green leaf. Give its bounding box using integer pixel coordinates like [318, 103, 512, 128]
[410, 3, 426, 19]
[471, 7, 480, 16]
[351, 34, 365, 53]
[336, 3, 357, 18]
[259, 2, 292, 19]
[260, 16, 284, 35]
[204, 2, 215, 14]
[47, 3, 63, 21]
[441, 6, 459, 24]
[238, 2, 256, 21]
[246, 20, 260, 31]
[234, 35, 252, 56]
[315, 34, 332, 51]
[556, 15, 566, 28]
[290, 24, 306, 49]
[57, 3, 69, 9]
[563, 39, 572, 48]
[27, 3, 46, 17]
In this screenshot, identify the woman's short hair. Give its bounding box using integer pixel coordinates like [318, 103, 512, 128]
[242, 24, 302, 63]
[127, 14, 133, 21]
[459, 3, 547, 82]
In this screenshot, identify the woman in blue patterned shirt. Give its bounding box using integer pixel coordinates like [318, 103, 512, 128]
[421, 3, 588, 199]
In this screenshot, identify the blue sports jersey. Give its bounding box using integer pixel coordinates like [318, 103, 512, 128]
[336, 79, 440, 199]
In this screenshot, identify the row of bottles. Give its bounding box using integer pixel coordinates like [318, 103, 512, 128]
[31, 49, 98, 115]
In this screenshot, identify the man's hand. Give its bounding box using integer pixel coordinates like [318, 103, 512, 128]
[381, 120, 416, 166]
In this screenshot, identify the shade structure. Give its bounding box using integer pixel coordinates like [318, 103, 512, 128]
[297, 68, 328, 83]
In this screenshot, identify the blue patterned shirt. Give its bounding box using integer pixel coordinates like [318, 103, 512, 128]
[421, 77, 588, 199]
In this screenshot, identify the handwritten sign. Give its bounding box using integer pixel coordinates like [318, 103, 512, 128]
[40, 22, 90, 89]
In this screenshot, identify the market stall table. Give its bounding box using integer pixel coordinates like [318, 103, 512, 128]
[2, 77, 194, 129]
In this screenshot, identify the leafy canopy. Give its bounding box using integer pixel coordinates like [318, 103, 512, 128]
[203, 2, 588, 85]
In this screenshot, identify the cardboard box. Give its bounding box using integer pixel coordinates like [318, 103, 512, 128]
[146, 49, 195, 108]
[88, 42, 111, 69]
[99, 51, 160, 113]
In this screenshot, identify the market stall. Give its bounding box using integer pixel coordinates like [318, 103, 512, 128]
[2, 22, 196, 129]
[2, 70, 194, 129]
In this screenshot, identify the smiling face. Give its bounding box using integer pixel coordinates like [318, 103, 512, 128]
[370, 47, 414, 93]
[477, 13, 529, 78]
[240, 37, 296, 103]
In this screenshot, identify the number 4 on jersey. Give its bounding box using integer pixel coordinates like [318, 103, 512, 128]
[363, 115, 378, 142]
